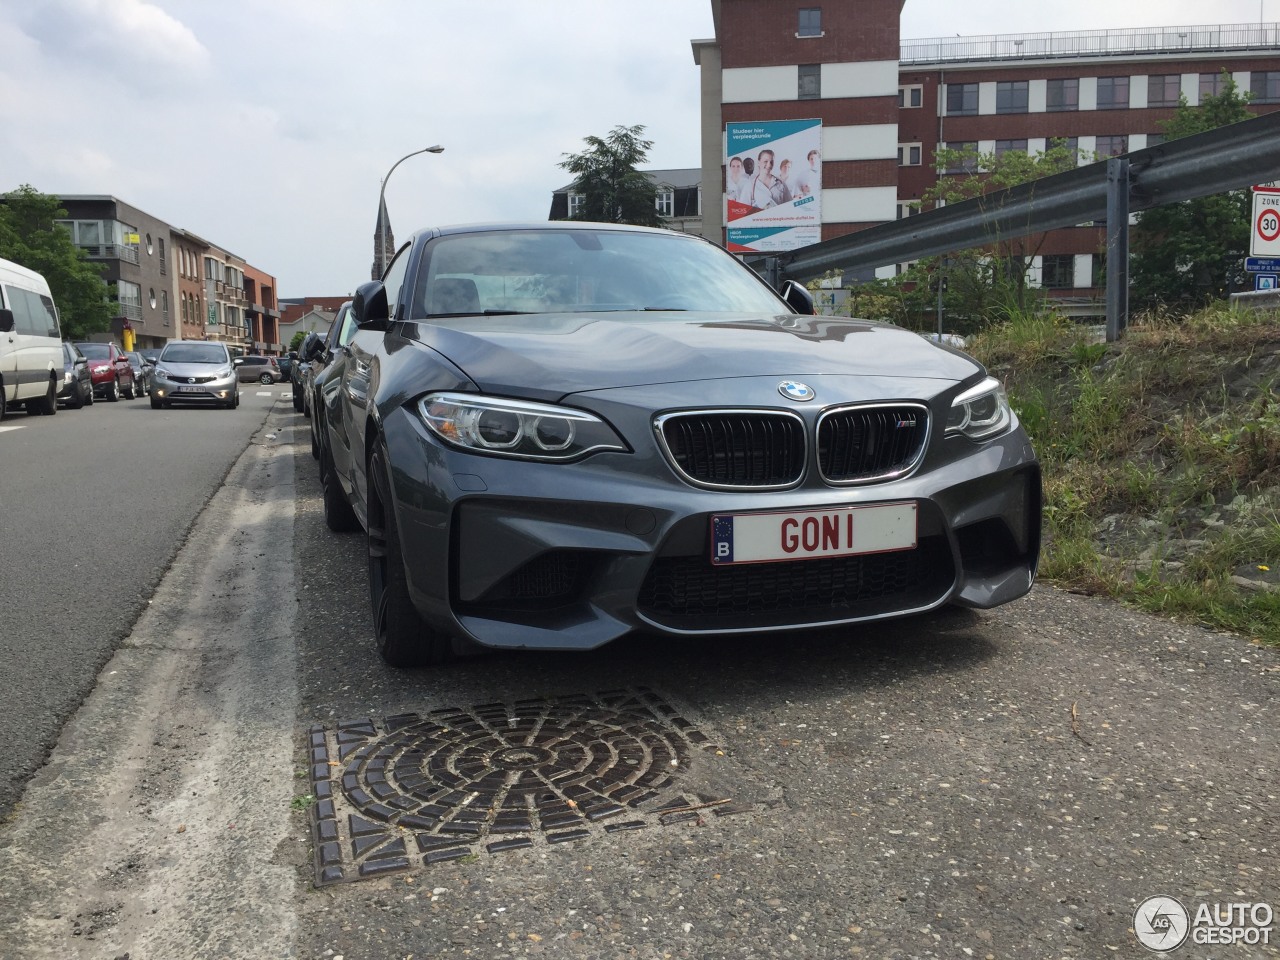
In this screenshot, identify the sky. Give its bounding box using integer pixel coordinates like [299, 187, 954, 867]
[0, 0, 1274, 297]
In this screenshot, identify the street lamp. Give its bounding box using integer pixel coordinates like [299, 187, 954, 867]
[377, 145, 444, 277]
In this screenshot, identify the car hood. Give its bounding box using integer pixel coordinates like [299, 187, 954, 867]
[406, 312, 983, 400]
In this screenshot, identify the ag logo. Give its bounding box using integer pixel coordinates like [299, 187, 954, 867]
[1134, 896, 1190, 952]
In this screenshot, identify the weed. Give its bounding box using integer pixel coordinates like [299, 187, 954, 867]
[291, 794, 316, 811]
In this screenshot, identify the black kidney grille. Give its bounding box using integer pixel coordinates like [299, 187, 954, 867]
[819, 405, 928, 482]
[662, 413, 805, 487]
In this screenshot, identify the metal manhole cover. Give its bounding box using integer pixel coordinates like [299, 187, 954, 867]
[306, 688, 773, 885]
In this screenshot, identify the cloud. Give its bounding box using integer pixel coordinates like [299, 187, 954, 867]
[17, 0, 210, 73]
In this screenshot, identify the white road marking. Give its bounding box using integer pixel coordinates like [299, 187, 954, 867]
[0, 425, 25, 433]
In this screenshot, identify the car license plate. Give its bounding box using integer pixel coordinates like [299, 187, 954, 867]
[710, 502, 917, 565]
[177, 385, 203, 393]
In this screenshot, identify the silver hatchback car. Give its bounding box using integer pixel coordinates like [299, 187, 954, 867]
[150, 340, 240, 409]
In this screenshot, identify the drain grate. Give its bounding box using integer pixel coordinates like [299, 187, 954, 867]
[306, 688, 768, 885]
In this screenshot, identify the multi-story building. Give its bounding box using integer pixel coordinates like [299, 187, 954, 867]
[692, 4, 1280, 309]
[55, 196, 178, 350]
[548, 169, 704, 234]
[244, 264, 281, 355]
[50, 195, 282, 351]
[171, 229, 209, 342]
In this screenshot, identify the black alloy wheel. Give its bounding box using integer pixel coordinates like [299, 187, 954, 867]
[367, 440, 458, 667]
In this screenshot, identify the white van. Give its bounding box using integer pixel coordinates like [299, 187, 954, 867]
[0, 257, 63, 420]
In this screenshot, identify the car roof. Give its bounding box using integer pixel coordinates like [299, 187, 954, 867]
[406, 220, 708, 245]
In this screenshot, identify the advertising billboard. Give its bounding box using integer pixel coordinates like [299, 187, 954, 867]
[726, 119, 822, 253]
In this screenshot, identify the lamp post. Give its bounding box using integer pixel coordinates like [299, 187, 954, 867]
[377, 145, 444, 277]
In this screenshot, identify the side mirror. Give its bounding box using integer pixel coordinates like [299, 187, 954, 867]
[780, 280, 816, 316]
[353, 281, 390, 330]
[233, 357, 243, 366]
[0, 309, 13, 333]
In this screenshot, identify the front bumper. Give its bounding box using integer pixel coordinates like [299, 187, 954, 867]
[152, 372, 238, 404]
[379, 400, 1041, 653]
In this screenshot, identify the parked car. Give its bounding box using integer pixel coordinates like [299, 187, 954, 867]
[150, 340, 239, 409]
[56, 341, 94, 409]
[234, 355, 282, 384]
[125, 351, 152, 396]
[0, 256, 63, 419]
[278, 352, 297, 385]
[138, 348, 162, 366]
[75, 341, 136, 401]
[302, 303, 354, 459]
[319, 222, 1041, 668]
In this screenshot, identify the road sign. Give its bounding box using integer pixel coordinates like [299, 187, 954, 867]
[1251, 187, 1280, 256]
[1256, 274, 1278, 291]
[1245, 256, 1280, 271]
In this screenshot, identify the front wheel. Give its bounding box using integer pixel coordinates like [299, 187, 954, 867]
[107, 379, 120, 402]
[367, 440, 458, 667]
[321, 446, 359, 533]
[150, 395, 162, 410]
[30, 380, 57, 415]
[123, 379, 136, 400]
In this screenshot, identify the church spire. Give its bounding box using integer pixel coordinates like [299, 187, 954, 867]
[372, 195, 394, 281]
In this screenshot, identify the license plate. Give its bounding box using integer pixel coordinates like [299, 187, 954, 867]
[711, 502, 917, 565]
[177, 385, 204, 393]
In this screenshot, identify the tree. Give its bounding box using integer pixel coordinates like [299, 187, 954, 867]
[558, 124, 664, 227]
[0, 185, 114, 339]
[289, 330, 307, 352]
[1130, 75, 1255, 310]
[911, 139, 1084, 325]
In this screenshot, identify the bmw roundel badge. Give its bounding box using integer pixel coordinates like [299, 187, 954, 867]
[777, 380, 815, 402]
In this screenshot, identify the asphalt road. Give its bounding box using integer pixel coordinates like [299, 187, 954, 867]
[0, 385, 284, 819]
[0, 400, 1276, 959]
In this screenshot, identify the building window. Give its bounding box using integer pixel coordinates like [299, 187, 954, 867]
[1041, 255, 1075, 289]
[898, 143, 922, 166]
[1096, 135, 1128, 157]
[161, 290, 169, 324]
[1146, 133, 1165, 147]
[158, 237, 166, 275]
[798, 63, 820, 99]
[655, 189, 674, 217]
[1148, 74, 1182, 107]
[1096, 76, 1130, 109]
[1048, 136, 1080, 161]
[1251, 71, 1280, 103]
[996, 81, 1029, 114]
[995, 139, 1027, 158]
[946, 82, 978, 116]
[1199, 72, 1228, 99]
[798, 7, 822, 37]
[898, 84, 923, 108]
[941, 142, 979, 174]
[1046, 78, 1079, 112]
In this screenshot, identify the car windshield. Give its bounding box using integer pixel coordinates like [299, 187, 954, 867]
[77, 343, 111, 359]
[411, 228, 786, 319]
[160, 343, 228, 364]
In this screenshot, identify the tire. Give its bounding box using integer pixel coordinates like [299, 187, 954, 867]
[310, 416, 320, 460]
[107, 379, 120, 402]
[259, 373, 273, 385]
[292, 388, 304, 413]
[123, 378, 136, 400]
[367, 440, 458, 667]
[0, 387, 6, 422]
[150, 395, 162, 409]
[321, 446, 360, 533]
[30, 379, 57, 416]
[68, 382, 85, 409]
[84, 383, 94, 406]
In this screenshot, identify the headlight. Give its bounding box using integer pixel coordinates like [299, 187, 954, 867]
[63, 371, 73, 384]
[419, 393, 629, 461]
[92, 365, 108, 374]
[155, 367, 171, 380]
[946, 377, 1013, 441]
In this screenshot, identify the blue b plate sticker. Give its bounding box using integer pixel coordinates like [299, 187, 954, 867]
[712, 515, 735, 564]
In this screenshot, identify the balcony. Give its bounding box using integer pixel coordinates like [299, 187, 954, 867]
[901, 21, 1280, 64]
[78, 243, 140, 264]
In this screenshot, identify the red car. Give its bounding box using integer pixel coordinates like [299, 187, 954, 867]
[74, 341, 137, 401]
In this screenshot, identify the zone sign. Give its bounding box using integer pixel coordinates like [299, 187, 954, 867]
[1251, 186, 1280, 256]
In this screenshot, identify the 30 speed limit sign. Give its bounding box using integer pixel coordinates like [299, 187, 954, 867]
[1252, 187, 1280, 255]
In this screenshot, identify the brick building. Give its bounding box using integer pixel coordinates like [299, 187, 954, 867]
[692, 4, 1280, 308]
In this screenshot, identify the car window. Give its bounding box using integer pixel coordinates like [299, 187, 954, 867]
[160, 342, 229, 364]
[336, 307, 357, 347]
[382, 248, 412, 320]
[77, 342, 111, 360]
[410, 228, 785, 319]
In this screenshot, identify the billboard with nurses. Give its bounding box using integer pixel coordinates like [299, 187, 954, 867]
[725, 119, 822, 253]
